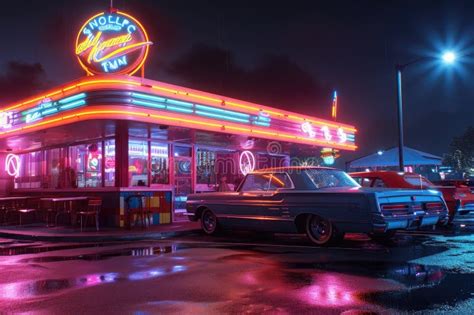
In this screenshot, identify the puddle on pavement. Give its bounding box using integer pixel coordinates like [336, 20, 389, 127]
[0, 264, 188, 300]
[280, 261, 474, 312]
[0, 242, 127, 256]
[19, 245, 179, 263]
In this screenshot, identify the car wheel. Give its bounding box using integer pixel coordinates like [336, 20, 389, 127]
[369, 230, 397, 242]
[201, 208, 219, 235]
[305, 215, 338, 246]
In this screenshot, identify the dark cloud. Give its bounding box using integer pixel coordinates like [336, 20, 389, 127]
[0, 61, 48, 104]
[166, 43, 329, 115]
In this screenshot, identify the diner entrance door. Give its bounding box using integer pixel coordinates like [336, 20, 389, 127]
[173, 150, 193, 222]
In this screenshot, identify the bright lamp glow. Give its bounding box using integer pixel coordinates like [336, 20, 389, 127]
[442, 51, 456, 64]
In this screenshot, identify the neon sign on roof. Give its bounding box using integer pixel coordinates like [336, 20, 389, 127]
[75, 10, 152, 75]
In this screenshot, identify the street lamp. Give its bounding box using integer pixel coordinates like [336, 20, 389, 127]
[395, 51, 456, 171]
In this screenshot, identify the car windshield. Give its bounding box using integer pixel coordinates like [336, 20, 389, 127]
[305, 169, 360, 189]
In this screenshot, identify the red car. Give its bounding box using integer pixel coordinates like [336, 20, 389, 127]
[432, 180, 474, 216]
[349, 171, 473, 222]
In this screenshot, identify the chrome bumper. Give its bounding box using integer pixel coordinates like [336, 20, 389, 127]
[373, 212, 446, 232]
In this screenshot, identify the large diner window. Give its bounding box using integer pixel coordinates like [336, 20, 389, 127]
[151, 142, 169, 185]
[128, 139, 149, 187]
[15, 152, 42, 189]
[46, 148, 67, 189]
[13, 138, 115, 190]
[69, 142, 103, 188]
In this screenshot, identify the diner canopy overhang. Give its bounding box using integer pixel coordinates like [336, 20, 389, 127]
[0, 75, 357, 152]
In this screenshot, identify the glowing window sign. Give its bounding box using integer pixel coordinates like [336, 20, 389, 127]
[0, 112, 13, 129]
[75, 10, 152, 75]
[239, 151, 256, 175]
[5, 154, 20, 177]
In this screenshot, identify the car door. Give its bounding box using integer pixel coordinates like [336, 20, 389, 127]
[217, 173, 276, 229]
[257, 172, 294, 231]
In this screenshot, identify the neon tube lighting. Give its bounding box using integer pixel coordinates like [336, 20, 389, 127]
[195, 104, 250, 118]
[58, 93, 86, 104]
[59, 99, 86, 110]
[41, 108, 58, 115]
[0, 78, 356, 133]
[131, 99, 166, 109]
[195, 110, 249, 123]
[131, 92, 166, 103]
[0, 109, 357, 150]
[166, 106, 193, 113]
[166, 99, 193, 107]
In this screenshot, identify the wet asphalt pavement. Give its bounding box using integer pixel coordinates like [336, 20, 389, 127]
[0, 216, 473, 314]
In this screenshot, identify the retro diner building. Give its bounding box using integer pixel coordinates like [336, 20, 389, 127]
[0, 9, 357, 226]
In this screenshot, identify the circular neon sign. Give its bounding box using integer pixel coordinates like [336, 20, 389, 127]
[239, 151, 256, 175]
[75, 10, 152, 75]
[5, 154, 20, 177]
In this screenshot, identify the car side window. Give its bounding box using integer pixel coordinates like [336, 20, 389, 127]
[240, 174, 271, 191]
[372, 178, 386, 188]
[268, 173, 293, 190]
[240, 173, 293, 192]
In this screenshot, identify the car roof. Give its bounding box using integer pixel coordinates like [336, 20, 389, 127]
[349, 171, 420, 177]
[252, 166, 336, 174]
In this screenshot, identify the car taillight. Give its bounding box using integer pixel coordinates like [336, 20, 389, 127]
[425, 202, 444, 212]
[380, 204, 410, 216]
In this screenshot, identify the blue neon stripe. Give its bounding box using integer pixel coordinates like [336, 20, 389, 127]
[131, 92, 166, 103]
[253, 121, 270, 127]
[41, 108, 58, 115]
[131, 99, 166, 109]
[58, 93, 86, 104]
[59, 100, 86, 110]
[22, 106, 42, 115]
[166, 106, 194, 113]
[195, 104, 249, 118]
[195, 110, 249, 123]
[257, 116, 271, 122]
[166, 99, 193, 107]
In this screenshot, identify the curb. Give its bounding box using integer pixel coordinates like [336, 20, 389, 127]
[0, 228, 201, 243]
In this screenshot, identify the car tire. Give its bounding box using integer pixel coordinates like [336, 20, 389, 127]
[369, 230, 397, 242]
[305, 215, 339, 246]
[201, 208, 219, 235]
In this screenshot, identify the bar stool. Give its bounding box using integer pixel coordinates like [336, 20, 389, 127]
[77, 198, 102, 232]
[125, 194, 150, 229]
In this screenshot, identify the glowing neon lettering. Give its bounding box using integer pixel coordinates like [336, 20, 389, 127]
[5, 154, 20, 177]
[0, 112, 13, 129]
[337, 127, 347, 143]
[321, 126, 332, 141]
[76, 11, 153, 75]
[25, 111, 42, 123]
[301, 122, 316, 138]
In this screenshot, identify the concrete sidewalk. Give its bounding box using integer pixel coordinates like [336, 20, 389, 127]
[0, 221, 201, 242]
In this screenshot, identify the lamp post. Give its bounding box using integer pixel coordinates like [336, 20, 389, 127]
[395, 51, 456, 171]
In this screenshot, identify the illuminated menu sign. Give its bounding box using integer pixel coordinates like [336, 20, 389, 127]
[75, 10, 152, 75]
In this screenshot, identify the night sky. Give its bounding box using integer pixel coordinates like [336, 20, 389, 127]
[1, 0, 473, 162]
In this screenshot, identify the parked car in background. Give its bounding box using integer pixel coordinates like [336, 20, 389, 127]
[432, 180, 474, 216]
[186, 167, 448, 246]
[349, 171, 472, 222]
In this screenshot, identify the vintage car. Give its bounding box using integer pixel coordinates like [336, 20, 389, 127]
[186, 167, 448, 245]
[350, 171, 473, 221]
[433, 179, 474, 215]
